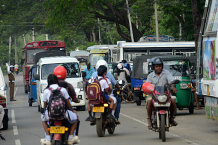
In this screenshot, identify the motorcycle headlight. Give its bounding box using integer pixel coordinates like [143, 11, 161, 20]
[157, 95, 167, 103]
[77, 81, 84, 91]
[180, 83, 188, 89]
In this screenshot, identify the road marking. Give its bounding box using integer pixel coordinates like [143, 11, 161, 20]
[11, 109, 16, 123]
[13, 126, 19, 135]
[15, 139, 21, 145]
[120, 112, 200, 145]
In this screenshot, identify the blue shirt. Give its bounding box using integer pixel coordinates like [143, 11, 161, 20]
[84, 67, 95, 80]
[92, 71, 117, 86]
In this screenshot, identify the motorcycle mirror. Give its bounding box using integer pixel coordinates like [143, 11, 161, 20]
[172, 80, 180, 84]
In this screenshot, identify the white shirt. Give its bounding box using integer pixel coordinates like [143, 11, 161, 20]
[98, 76, 111, 92]
[42, 84, 70, 102]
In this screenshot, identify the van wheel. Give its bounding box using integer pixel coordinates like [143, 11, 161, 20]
[38, 105, 41, 112]
[80, 106, 86, 111]
[2, 109, 8, 130]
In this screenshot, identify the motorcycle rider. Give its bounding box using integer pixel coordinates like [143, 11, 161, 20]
[86, 60, 121, 123]
[117, 63, 130, 84]
[146, 57, 177, 130]
[41, 74, 79, 144]
[53, 66, 81, 138]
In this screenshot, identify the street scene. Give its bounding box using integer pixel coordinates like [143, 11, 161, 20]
[0, 0, 218, 145]
[1, 74, 218, 145]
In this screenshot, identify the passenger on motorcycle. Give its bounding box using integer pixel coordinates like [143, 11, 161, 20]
[87, 65, 119, 124]
[41, 74, 79, 144]
[145, 57, 177, 130]
[117, 63, 130, 84]
[53, 66, 81, 139]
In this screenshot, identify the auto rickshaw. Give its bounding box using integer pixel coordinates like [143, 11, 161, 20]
[28, 65, 37, 106]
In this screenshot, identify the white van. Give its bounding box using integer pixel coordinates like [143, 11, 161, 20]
[0, 67, 8, 130]
[34, 56, 85, 111]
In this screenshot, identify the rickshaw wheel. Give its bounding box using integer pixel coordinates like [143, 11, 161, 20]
[189, 102, 194, 114]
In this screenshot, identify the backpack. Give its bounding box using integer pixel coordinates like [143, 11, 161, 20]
[87, 78, 103, 105]
[47, 87, 67, 120]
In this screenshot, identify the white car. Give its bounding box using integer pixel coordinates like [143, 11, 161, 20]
[34, 56, 86, 111]
[0, 67, 8, 130]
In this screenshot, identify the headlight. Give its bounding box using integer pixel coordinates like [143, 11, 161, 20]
[157, 95, 167, 103]
[77, 81, 83, 91]
[180, 83, 188, 89]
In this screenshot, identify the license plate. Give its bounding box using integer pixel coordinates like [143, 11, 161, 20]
[93, 106, 104, 112]
[50, 126, 65, 134]
[117, 91, 120, 94]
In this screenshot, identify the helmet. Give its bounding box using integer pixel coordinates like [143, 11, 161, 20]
[53, 66, 67, 80]
[117, 63, 123, 70]
[142, 82, 155, 94]
[151, 57, 163, 69]
[96, 60, 108, 70]
[124, 63, 131, 71]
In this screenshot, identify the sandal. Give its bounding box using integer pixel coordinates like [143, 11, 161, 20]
[147, 118, 152, 130]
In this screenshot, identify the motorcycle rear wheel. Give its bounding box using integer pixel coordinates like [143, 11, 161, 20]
[160, 114, 166, 142]
[96, 114, 105, 137]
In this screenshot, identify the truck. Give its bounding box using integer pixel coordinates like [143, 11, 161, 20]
[196, 0, 218, 121]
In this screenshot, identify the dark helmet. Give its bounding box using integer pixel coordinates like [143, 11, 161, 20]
[151, 57, 163, 69]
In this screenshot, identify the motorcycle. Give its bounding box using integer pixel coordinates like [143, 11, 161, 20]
[41, 119, 76, 145]
[150, 81, 179, 142]
[92, 102, 117, 137]
[117, 80, 133, 102]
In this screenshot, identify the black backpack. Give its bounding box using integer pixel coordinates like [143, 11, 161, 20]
[47, 87, 67, 120]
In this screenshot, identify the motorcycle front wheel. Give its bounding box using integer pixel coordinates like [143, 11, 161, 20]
[160, 114, 166, 142]
[96, 114, 105, 137]
[53, 140, 62, 145]
[107, 125, 115, 135]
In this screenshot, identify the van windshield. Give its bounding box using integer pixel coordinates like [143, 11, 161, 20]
[41, 63, 81, 80]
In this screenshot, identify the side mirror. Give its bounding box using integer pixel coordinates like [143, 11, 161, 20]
[34, 74, 40, 80]
[0, 84, 8, 91]
[82, 71, 86, 78]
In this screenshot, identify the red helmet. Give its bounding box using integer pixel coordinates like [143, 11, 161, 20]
[142, 82, 155, 94]
[53, 66, 67, 80]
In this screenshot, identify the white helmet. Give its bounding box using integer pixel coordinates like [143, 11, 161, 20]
[117, 63, 123, 70]
[96, 60, 108, 70]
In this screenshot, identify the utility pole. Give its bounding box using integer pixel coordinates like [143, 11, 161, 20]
[23, 34, 26, 46]
[155, 0, 159, 42]
[32, 28, 35, 41]
[9, 36, 12, 65]
[126, 0, 134, 42]
[14, 37, 18, 65]
[98, 18, 101, 44]
[45, 34, 48, 40]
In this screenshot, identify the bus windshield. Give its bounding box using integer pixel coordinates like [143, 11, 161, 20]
[163, 61, 190, 77]
[27, 49, 46, 64]
[89, 53, 108, 66]
[41, 63, 81, 80]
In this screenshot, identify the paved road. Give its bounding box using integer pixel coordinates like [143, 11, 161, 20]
[1, 74, 218, 145]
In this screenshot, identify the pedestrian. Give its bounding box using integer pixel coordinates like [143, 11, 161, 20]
[6, 63, 15, 101]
